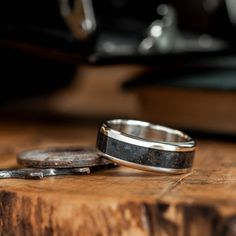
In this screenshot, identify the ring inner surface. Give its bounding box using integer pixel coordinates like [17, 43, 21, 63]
[107, 120, 189, 143]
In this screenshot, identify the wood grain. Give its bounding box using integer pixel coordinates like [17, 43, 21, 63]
[0, 120, 235, 236]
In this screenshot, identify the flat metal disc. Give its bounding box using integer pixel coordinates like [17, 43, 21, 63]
[17, 147, 114, 168]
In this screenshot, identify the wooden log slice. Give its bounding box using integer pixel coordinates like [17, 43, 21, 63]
[0, 121, 235, 236]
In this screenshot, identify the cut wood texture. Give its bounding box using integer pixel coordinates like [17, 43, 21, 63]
[0, 119, 235, 236]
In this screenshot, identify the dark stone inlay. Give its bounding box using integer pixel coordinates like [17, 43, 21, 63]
[96, 132, 194, 169]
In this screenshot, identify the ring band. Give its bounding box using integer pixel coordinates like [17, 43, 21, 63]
[96, 119, 196, 174]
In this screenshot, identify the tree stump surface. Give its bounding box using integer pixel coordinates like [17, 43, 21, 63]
[0, 120, 235, 236]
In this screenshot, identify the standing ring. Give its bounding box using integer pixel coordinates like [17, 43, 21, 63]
[96, 119, 196, 174]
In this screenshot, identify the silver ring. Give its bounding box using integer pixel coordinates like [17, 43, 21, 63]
[96, 119, 196, 174]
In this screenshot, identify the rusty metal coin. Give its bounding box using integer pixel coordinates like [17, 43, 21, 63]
[17, 147, 114, 169]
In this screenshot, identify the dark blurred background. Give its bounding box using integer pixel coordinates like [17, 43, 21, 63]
[0, 0, 236, 135]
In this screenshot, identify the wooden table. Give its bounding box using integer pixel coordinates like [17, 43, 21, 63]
[0, 118, 235, 236]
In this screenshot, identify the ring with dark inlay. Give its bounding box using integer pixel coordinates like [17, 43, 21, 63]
[96, 119, 196, 174]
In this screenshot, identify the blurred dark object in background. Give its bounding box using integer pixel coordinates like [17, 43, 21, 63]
[0, 0, 236, 62]
[124, 64, 236, 134]
[0, 48, 76, 102]
[0, 0, 236, 121]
